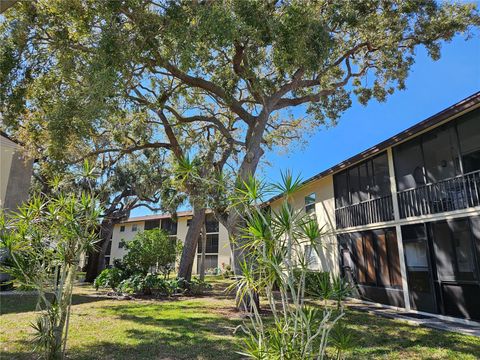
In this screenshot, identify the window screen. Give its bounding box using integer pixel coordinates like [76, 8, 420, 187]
[205, 214, 219, 233]
[144, 219, 160, 230]
[198, 234, 219, 254]
[431, 219, 477, 282]
[197, 255, 218, 273]
[372, 153, 391, 197]
[422, 125, 460, 183]
[457, 111, 480, 173]
[393, 138, 425, 191]
[334, 171, 349, 208]
[161, 218, 178, 235]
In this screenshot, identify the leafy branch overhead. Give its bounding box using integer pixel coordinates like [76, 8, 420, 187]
[1, 1, 477, 165]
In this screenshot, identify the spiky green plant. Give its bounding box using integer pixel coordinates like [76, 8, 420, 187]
[230, 173, 346, 359]
[0, 192, 100, 360]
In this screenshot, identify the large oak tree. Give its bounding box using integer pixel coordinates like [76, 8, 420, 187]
[1, 0, 478, 279]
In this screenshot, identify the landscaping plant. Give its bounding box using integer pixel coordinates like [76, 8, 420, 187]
[231, 172, 347, 359]
[122, 228, 182, 278]
[0, 192, 100, 360]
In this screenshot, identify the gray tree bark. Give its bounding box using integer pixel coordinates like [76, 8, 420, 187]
[199, 224, 207, 281]
[177, 206, 205, 281]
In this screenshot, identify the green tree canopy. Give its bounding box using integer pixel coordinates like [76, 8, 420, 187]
[1, 0, 478, 277]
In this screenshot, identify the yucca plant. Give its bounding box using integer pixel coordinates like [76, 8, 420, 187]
[0, 191, 100, 360]
[231, 172, 346, 359]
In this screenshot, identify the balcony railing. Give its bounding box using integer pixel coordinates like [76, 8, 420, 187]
[397, 169, 480, 218]
[335, 195, 394, 229]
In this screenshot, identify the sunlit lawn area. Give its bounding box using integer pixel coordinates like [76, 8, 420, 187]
[1, 278, 479, 360]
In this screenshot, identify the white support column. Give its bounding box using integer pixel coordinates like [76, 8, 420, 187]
[387, 147, 411, 311]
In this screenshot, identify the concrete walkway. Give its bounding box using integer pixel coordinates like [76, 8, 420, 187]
[346, 299, 480, 337]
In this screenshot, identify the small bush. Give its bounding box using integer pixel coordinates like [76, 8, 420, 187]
[94, 267, 125, 291]
[186, 277, 212, 295]
[294, 270, 331, 298]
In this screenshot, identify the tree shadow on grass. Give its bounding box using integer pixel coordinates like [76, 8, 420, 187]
[0, 292, 109, 315]
[340, 310, 480, 359]
[70, 326, 243, 360]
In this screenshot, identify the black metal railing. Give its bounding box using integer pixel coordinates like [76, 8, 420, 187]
[397, 169, 480, 218]
[335, 195, 394, 229]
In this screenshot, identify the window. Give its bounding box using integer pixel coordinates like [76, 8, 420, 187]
[197, 255, 218, 273]
[106, 240, 112, 256]
[161, 218, 178, 235]
[334, 172, 349, 208]
[372, 154, 390, 197]
[119, 239, 125, 249]
[394, 110, 480, 190]
[394, 138, 426, 191]
[132, 224, 138, 232]
[422, 125, 460, 183]
[457, 111, 480, 173]
[205, 214, 219, 233]
[198, 234, 219, 254]
[304, 193, 316, 215]
[304, 245, 318, 268]
[120, 225, 125, 232]
[348, 167, 361, 204]
[333, 152, 391, 208]
[144, 219, 160, 230]
[431, 219, 476, 281]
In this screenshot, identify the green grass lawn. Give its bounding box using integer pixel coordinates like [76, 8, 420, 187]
[1, 279, 479, 359]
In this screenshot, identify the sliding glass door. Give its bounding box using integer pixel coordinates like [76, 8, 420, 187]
[402, 224, 437, 314]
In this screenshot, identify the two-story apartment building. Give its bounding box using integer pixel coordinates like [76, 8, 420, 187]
[267, 92, 480, 322]
[109, 211, 232, 275]
[111, 92, 479, 322]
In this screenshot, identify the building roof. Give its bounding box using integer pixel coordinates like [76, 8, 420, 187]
[121, 210, 195, 224]
[266, 91, 480, 204]
[0, 131, 21, 146]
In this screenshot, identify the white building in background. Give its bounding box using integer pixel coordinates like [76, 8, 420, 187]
[0, 131, 33, 212]
[109, 211, 232, 275]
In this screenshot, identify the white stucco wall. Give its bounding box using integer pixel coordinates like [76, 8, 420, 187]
[269, 175, 340, 275]
[110, 216, 231, 275]
[0, 138, 15, 208]
[0, 135, 32, 211]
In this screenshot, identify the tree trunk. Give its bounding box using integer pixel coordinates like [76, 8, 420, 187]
[84, 221, 114, 282]
[177, 206, 205, 281]
[224, 114, 269, 311]
[199, 224, 207, 281]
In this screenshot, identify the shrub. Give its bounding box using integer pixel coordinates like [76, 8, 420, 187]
[94, 267, 125, 291]
[185, 277, 212, 295]
[294, 270, 331, 298]
[114, 274, 185, 296]
[232, 173, 345, 359]
[122, 229, 181, 277]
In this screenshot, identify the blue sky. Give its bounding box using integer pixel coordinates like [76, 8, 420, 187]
[132, 33, 480, 217]
[263, 34, 480, 184]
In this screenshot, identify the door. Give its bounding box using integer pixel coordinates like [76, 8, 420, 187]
[402, 224, 437, 313]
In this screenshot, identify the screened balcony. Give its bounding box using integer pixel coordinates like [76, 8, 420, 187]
[394, 108, 480, 219]
[335, 195, 394, 229]
[397, 169, 480, 218]
[334, 152, 393, 229]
